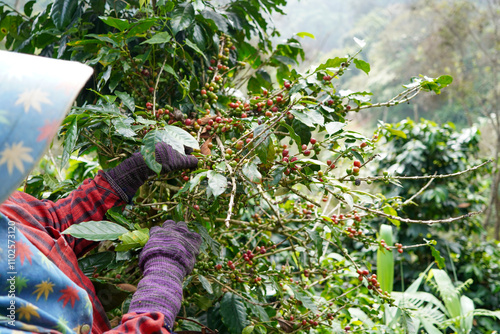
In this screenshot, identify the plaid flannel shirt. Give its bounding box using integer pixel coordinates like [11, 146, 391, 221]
[0, 171, 170, 334]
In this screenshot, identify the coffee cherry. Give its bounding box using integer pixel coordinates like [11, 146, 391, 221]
[193, 204, 200, 211]
[185, 119, 192, 126]
[183, 175, 190, 181]
[301, 144, 307, 151]
[303, 149, 311, 156]
[267, 99, 273, 106]
[310, 138, 317, 145]
[353, 160, 361, 168]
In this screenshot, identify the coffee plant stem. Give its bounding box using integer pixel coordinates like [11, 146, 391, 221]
[402, 175, 436, 206]
[357, 87, 421, 111]
[331, 192, 483, 225]
[209, 276, 277, 307]
[359, 159, 492, 181]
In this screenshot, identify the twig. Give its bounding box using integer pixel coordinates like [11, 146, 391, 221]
[215, 135, 237, 228]
[331, 191, 482, 225]
[175, 317, 218, 334]
[355, 87, 421, 111]
[359, 159, 492, 182]
[286, 187, 322, 208]
[209, 276, 278, 306]
[152, 58, 168, 117]
[402, 174, 435, 206]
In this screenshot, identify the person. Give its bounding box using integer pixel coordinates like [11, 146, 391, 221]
[0, 51, 201, 334]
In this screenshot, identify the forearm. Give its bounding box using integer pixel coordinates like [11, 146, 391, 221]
[0, 171, 125, 257]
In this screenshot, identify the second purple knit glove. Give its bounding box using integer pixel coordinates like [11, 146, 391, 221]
[104, 142, 198, 202]
[128, 220, 202, 327]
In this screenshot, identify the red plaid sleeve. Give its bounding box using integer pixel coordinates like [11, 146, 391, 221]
[0, 171, 125, 258]
[105, 312, 171, 334]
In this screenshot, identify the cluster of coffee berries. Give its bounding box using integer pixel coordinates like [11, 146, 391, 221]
[395, 242, 404, 253]
[346, 226, 363, 238]
[242, 249, 255, 265]
[380, 239, 391, 251]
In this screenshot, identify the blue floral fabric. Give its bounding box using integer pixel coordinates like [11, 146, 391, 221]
[0, 50, 92, 204]
[0, 212, 93, 333]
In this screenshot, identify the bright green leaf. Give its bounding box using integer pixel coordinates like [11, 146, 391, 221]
[141, 31, 172, 44]
[353, 59, 370, 75]
[296, 31, 315, 39]
[116, 228, 149, 251]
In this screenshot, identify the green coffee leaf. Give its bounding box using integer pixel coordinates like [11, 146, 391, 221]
[51, 0, 79, 30]
[141, 31, 171, 44]
[62, 221, 128, 241]
[317, 57, 347, 71]
[164, 125, 200, 150]
[198, 275, 213, 294]
[61, 116, 78, 169]
[115, 91, 135, 112]
[115, 228, 149, 251]
[430, 244, 446, 269]
[99, 16, 131, 31]
[207, 170, 227, 198]
[242, 326, 254, 334]
[383, 205, 400, 226]
[325, 122, 345, 135]
[353, 59, 370, 75]
[293, 289, 317, 313]
[171, 3, 194, 34]
[220, 292, 249, 334]
[78, 251, 116, 277]
[242, 163, 262, 184]
[113, 118, 136, 138]
[141, 130, 163, 174]
[185, 39, 207, 61]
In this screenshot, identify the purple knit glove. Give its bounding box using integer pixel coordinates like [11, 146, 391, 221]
[103, 143, 198, 202]
[128, 220, 202, 327]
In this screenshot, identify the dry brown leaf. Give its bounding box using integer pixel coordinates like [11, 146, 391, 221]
[117, 283, 137, 293]
[200, 136, 214, 155]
